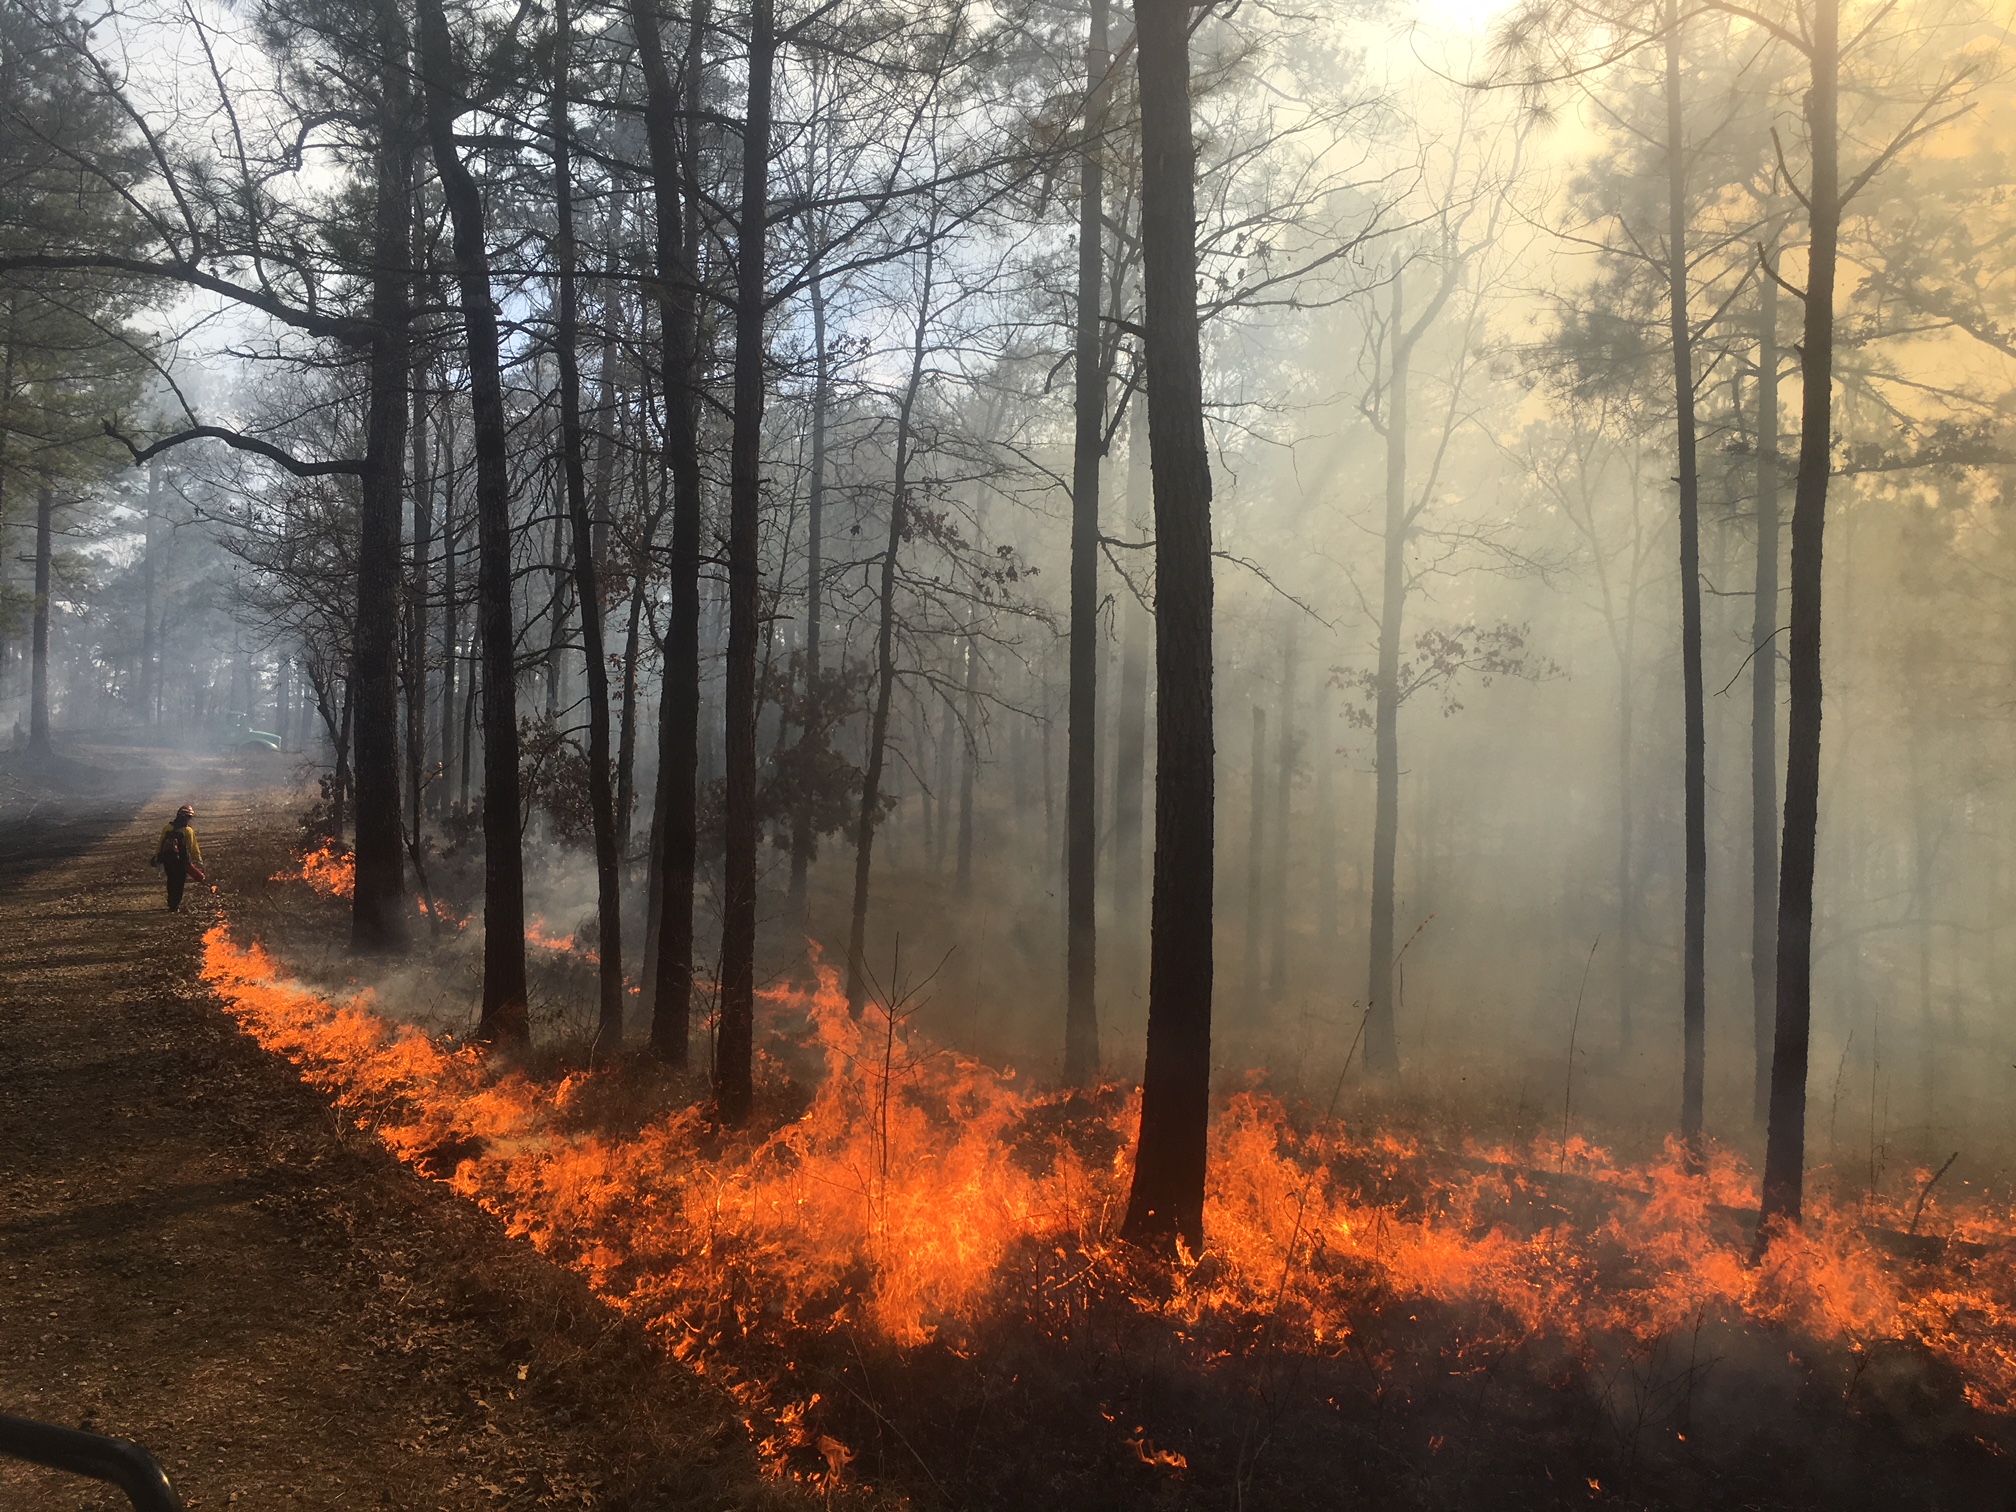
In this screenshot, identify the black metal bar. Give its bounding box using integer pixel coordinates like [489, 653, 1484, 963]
[0, 1412, 186, 1511]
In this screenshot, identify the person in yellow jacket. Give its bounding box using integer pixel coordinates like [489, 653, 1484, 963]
[151, 804, 205, 911]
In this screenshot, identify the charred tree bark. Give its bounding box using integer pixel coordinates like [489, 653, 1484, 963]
[717, 0, 776, 1122]
[553, 0, 626, 1053]
[846, 237, 938, 1018]
[1113, 539, 1148, 902]
[1751, 269, 1781, 1127]
[1121, 0, 1215, 1256]
[1760, 0, 1840, 1239]
[351, 0, 413, 955]
[416, 0, 528, 1043]
[1664, 1, 1708, 1165]
[1064, 0, 1112, 1083]
[1112, 412, 1150, 1001]
[634, 0, 708, 1067]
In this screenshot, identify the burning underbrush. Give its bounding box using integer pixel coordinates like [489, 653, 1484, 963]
[274, 840, 601, 977]
[281, 839, 356, 900]
[200, 861, 2016, 1506]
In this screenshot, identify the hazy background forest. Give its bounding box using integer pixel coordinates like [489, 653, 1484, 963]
[4, 0, 2013, 1188]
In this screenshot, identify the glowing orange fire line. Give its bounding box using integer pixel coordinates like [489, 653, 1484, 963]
[201, 914, 2016, 1479]
[274, 847, 591, 959]
[274, 842, 355, 900]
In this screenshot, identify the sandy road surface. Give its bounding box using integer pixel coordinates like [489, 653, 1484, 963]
[0, 751, 792, 1511]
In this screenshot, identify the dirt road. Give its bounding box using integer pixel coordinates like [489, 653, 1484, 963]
[0, 752, 791, 1511]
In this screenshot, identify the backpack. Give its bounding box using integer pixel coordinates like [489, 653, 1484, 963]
[157, 825, 188, 867]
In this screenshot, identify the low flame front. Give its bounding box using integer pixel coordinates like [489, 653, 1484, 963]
[199, 919, 2016, 1480]
[276, 844, 585, 954]
[277, 842, 355, 900]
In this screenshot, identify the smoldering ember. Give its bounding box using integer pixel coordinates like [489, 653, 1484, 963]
[3, 0, 2015, 1508]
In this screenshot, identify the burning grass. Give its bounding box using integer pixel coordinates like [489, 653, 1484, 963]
[277, 839, 355, 899]
[199, 897, 2016, 1502]
[274, 841, 584, 955]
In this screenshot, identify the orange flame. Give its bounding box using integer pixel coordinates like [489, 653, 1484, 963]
[275, 842, 355, 900]
[525, 915, 597, 964]
[200, 916, 2016, 1479]
[1127, 1433, 1188, 1469]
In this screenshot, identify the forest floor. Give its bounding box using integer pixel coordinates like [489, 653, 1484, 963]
[0, 739, 838, 1512]
[7, 738, 2016, 1512]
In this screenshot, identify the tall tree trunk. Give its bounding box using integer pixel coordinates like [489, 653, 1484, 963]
[406, 367, 432, 880]
[1121, 0, 1215, 1256]
[459, 642, 477, 813]
[1112, 411, 1150, 1001]
[1243, 704, 1267, 1005]
[1760, 0, 1840, 1238]
[438, 466, 459, 814]
[634, 0, 708, 1066]
[1361, 245, 1463, 1072]
[1664, 1, 1708, 1164]
[788, 253, 829, 918]
[1751, 269, 1781, 1126]
[553, 0, 626, 1053]
[1064, 0, 1112, 1083]
[717, 0, 775, 1121]
[615, 539, 648, 849]
[352, 0, 413, 953]
[588, 194, 625, 573]
[1365, 273, 1410, 1077]
[1113, 438, 1149, 916]
[544, 506, 569, 718]
[845, 237, 938, 1017]
[416, 0, 528, 1043]
[28, 483, 51, 755]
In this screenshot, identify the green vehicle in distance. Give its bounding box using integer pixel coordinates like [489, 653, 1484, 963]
[220, 715, 282, 754]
